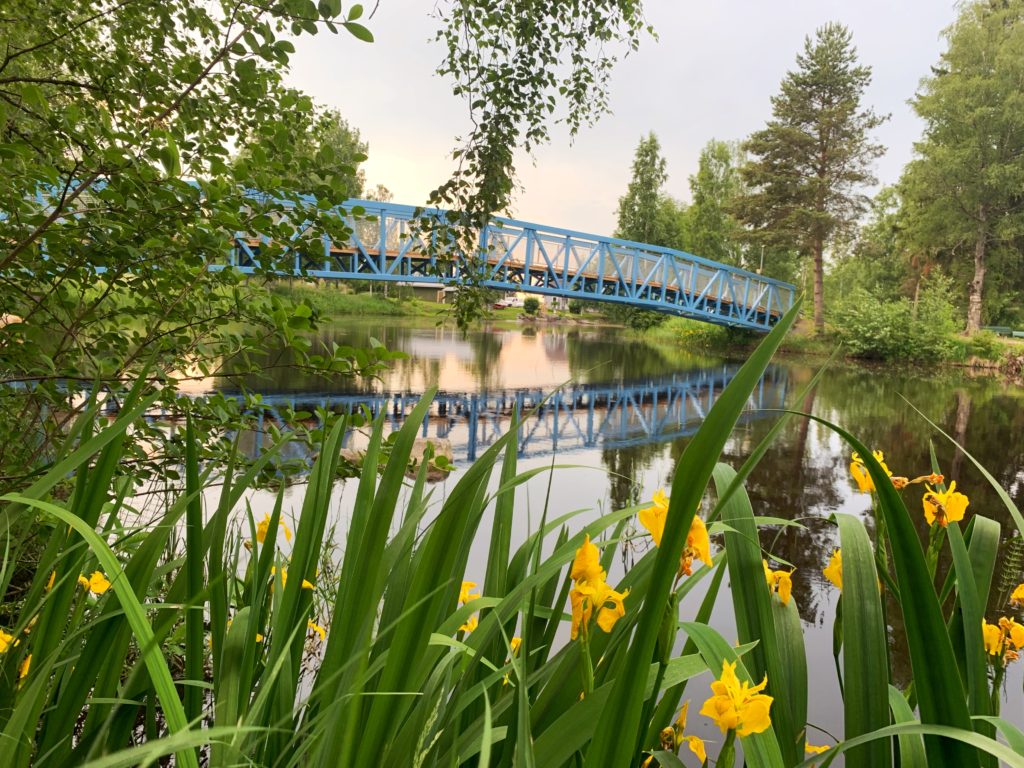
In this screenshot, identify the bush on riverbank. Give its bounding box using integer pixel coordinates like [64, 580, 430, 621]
[832, 278, 959, 362]
[1, 299, 1022, 767]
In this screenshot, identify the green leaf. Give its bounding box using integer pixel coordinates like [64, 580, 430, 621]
[343, 21, 373, 42]
[835, 513, 891, 765]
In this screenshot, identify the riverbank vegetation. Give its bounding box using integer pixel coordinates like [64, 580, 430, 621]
[3, 302, 1024, 767]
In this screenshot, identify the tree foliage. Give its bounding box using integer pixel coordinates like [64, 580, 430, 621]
[902, 0, 1024, 331]
[737, 23, 886, 332]
[609, 132, 686, 329]
[234, 106, 368, 198]
[616, 133, 670, 245]
[686, 140, 745, 266]
[431, 0, 651, 221]
[0, 0, 648, 486]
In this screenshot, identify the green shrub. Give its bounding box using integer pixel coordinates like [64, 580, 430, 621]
[965, 330, 1003, 362]
[567, 299, 584, 315]
[834, 277, 958, 362]
[523, 296, 540, 315]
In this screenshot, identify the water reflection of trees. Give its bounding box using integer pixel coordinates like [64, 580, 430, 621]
[221, 323, 416, 393]
[564, 330, 713, 383]
[602, 441, 664, 511]
[462, 331, 504, 391]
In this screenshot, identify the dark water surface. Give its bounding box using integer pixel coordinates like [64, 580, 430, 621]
[224, 318, 1024, 755]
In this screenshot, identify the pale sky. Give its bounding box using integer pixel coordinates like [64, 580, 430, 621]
[286, 1, 958, 236]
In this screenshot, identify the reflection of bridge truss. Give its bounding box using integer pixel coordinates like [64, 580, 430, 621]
[238, 366, 788, 463]
[223, 198, 796, 332]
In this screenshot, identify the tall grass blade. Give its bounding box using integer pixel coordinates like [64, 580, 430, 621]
[713, 462, 801, 765]
[889, 684, 927, 768]
[585, 297, 802, 767]
[835, 513, 890, 766]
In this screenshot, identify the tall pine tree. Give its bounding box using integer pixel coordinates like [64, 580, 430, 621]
[903, 0, 1024, 332]
[736, 23, 886, 332]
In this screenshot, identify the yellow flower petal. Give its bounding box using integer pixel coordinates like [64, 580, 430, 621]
[850, 461, 874, 493]
[19, 654, 31, 679]
[1011, 583, 1024, 608]
[806, 742, 831, 755]
[685, 735, 707, 764]
[823, 549, 842, 591]
[0, 629, 14, 654]
[570, 535, 605, 584]
[307, 620, 326, 642]
[639, 489, 669, 547]
[459, 615, 478, 633]
[85, 571, 111, 595]
[982, 621, 1002, 655]
[459, 580, 480, 604]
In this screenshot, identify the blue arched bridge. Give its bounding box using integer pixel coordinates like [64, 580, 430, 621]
[222, 198, 796, 332]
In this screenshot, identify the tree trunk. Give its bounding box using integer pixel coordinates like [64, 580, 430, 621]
[812, 237, 825, 333]
[966, 209, 987, 333]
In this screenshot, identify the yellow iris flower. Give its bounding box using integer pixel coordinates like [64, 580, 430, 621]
[77, 571, 111, 595]
[569, 579, 628, 639]
[510, 636, 522, 655]
[922, 481, 969, 527]
[270, 567, 314, 590]
[570, 534, 606, 584]
[639, 490, 712, 578]
[982, 617, 1024, 664]
[849, 450, 891, 493]
[1011, 583, 1024, 608]
[763, 560, 794, 605]
[459, 580, 480, 604]
[0, 628, 14, 654]
[255, 513, 292, 545]
[639, 489, 670, 546]
[308, 620, 327, 642]
[699, 660, 773, 737]
[568, 536, 628, 639]
[19, 654, 30, 680]
[806, 742, 831, 754]
[459, 615, 478, 633]
[823, 549, 842, 591]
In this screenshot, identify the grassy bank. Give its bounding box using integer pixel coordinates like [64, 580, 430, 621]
[645, 315, 1024, 373]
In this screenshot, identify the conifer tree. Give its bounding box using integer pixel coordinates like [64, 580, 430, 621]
[737, 23, 886, 332]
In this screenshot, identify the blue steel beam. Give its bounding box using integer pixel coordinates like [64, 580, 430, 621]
[222, 197, 797, 332]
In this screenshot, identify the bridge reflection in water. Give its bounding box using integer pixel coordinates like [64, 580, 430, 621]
[240, 364, 788, 464]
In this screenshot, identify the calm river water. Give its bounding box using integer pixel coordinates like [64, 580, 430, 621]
[221, 318, 1024, 755]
